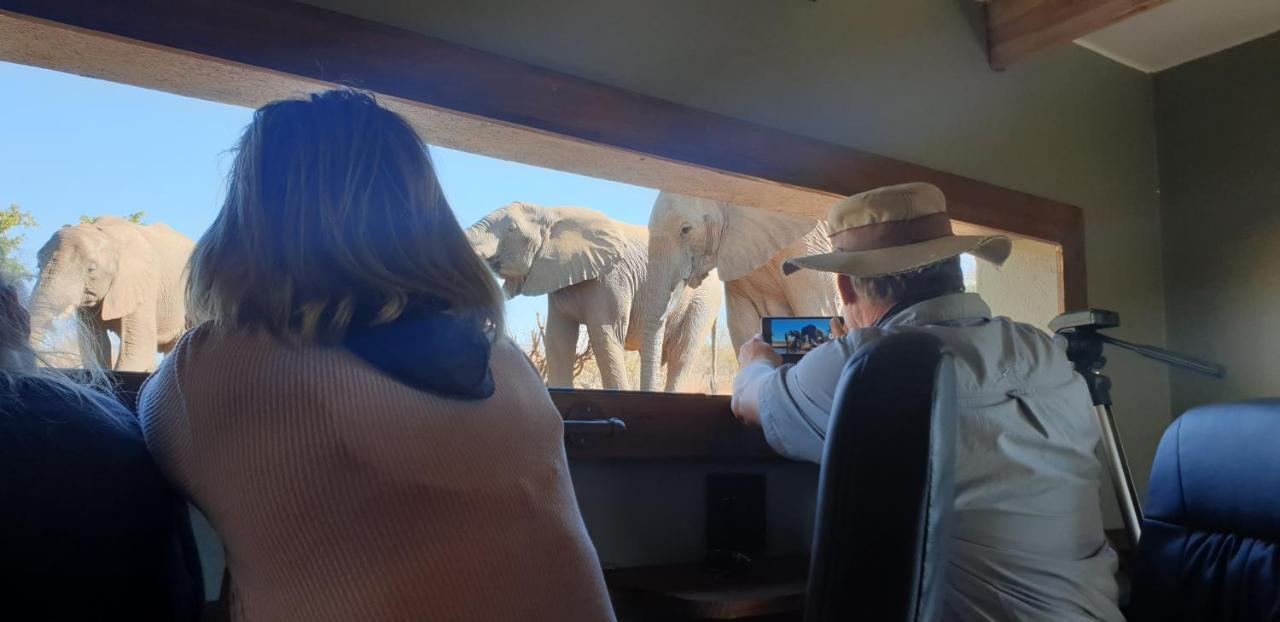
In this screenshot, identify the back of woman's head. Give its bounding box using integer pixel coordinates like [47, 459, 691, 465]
[188, 89, 504, 344]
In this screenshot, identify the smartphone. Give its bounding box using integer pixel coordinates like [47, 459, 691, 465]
[761, 316, 840, 364]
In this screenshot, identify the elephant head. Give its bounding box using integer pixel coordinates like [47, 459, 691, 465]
[28, 216, 157, 365]
[638, 192, 820, 390]
[466, 202, 632, 299]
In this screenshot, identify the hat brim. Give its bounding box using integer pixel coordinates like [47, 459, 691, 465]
[783, 235, 1012, 278]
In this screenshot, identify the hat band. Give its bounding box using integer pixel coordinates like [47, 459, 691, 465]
[831, 212, 953, 251]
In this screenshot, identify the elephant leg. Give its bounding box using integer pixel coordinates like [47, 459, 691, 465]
[586, 325, 629, 391]
[661, 330, 700, 393]
[544, 307, 579, 389]
[115, 310, 159, 372]
[724, 284, 763, 353]
[662, 289, 720, 393]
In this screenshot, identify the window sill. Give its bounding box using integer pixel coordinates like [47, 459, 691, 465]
[553, 389, 781, 461]
[102, 372, 782, 462]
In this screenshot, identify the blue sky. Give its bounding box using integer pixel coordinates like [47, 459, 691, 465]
[0, 61, 658, 338]
[2, 60, 979, 346]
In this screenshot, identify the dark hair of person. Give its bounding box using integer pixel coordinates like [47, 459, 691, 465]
[849, 256, 965, 304]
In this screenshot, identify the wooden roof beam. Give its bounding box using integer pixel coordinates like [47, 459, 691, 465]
[986, 0, 1170, 69]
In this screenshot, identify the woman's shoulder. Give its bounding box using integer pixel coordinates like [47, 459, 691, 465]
[142, 323, 295, 408]
[164, 322, 303, 377]
[488, 337, 543, 378]
[480, 337, 558, 401]
[160, 328, 549, 405]
[172, 321, 272, 355]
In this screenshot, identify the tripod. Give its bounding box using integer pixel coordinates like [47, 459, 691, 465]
[1050, 309, 1225, 547]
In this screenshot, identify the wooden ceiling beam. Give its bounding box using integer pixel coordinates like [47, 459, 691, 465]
[986, 0, 1170, 69]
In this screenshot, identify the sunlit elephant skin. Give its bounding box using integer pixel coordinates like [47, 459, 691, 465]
[467, 202, 722, 392]
[28, 216, 195, 372]
[639, 192, 838, 391]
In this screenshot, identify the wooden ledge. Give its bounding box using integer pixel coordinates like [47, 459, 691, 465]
[553, 389, 779, 461]
[103, 372, 781, 461]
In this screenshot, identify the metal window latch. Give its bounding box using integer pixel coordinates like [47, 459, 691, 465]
[562, 402, 626, 448]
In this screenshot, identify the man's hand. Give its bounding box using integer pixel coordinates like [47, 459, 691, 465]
[732, 334, 781, 426]
[738, 333, 783, 369]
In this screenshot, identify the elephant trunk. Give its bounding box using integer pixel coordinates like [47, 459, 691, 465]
[464, 222, 498, 260]
[27, 263, 77, 351]
[639, 253, 682, 392]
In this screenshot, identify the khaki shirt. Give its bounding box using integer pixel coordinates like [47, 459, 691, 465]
[741, 293, 1123, 621]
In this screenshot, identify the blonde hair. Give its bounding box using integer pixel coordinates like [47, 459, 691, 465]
[0, 273, 116, 415]
[187, 90, 505, 344]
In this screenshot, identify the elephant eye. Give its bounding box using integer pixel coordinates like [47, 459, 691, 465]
[680, 224, 693, 235]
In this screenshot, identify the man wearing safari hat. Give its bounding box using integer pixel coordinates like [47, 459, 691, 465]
[732, 182, 1123, 621]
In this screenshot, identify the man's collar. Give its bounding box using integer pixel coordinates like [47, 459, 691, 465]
[879, 292, 992, 329]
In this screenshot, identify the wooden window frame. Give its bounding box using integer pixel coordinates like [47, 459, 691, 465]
[2, 0, 1087, 461]
[106, 372, 775, 461]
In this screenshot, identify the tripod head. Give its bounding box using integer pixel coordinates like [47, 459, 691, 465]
[1051, 309, 1225, 406]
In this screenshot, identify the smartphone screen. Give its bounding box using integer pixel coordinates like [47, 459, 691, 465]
[762, 316, 839, 362]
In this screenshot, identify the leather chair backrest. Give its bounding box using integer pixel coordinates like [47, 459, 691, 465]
[1130, 399, 1280, 621]
[805, 332, 956, 622]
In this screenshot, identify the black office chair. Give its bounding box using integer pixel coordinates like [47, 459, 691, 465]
[1128, 400, 1280, 622]
[804, 332, 957, 622]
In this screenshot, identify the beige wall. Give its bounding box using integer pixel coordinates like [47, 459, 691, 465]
[977, 238, 1063, 331]
[302, 0, 1171, 530]
[1156, 32, 1280, 416]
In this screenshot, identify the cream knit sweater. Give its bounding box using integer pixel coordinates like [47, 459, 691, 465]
[139, 325, 615, 622]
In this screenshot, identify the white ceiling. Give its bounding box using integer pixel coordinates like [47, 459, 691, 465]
[1076, 0, 1280, 73]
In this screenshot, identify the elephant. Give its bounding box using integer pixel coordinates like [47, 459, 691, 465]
[466, 202, 723, 392]
[639, 192, 838, 391]
[785, 330, 802, 353]
[28, 216, 195, 372]
[800, 323, 823, 348]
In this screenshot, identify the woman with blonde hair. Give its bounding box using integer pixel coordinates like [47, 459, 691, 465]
[0, 274, 202, 621]
[139, 90, 614, 621]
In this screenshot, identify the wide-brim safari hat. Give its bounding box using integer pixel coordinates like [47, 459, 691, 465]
[783, 182, 1011, 278]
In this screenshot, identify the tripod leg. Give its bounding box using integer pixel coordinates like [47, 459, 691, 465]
[1094, 404, 1143, 547]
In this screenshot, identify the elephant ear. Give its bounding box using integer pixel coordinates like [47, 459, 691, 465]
[519, 208, 629, 296]
[716, 203, 824, 282]
[99, 221, 158, 321]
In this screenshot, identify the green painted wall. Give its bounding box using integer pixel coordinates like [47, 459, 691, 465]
[1156, 32, 1280, 416]
[302, 0, 1172, 533]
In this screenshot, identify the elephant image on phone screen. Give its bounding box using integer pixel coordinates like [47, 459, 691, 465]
[467, 202, 722, 392]
[639, 192, 838, 391]
[28, 216, 195, 372]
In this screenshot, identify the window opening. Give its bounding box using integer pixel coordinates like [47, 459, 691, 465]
[4, 60, 1063, 395]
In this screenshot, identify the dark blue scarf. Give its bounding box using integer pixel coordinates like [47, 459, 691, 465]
[343, 301, 495, 400]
